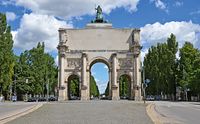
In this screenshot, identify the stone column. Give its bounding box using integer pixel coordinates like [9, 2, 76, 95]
[129, 72, 134, 100]
[132, 43, 142, 101]
[112, 55, 117, 86]
[108, 70, 112, 99]
[57, 45, 68, 101]
[133, 55, 138, 100]
[81, 53, 88, 100]
[111, 53, 119, 100]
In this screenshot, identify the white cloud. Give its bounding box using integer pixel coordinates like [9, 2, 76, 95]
[141, 48, 149, 63]
[6, 12, 17, 21]
[104, 65, 108, 69]
[0, 0, 15, 6]
[12, 13, 72, 52]
[96, 82, 108, 94]
[150, 0, 167, 12]
[14, 0, 140, 19]
[94, 78, 100, 83]
[55, 55, 58, 66]
[141, 21, 200, 58]
[174, 1, 183, 7]
[190, 10, 200, 15]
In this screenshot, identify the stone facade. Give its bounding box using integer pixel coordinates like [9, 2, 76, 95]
[57, 22, 142, 101]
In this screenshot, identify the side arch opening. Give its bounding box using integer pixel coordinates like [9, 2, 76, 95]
[119, 74, 131, 100]
[67, 74, 80, 100]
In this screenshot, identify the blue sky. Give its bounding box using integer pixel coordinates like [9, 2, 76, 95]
[1, 0, 200, 93]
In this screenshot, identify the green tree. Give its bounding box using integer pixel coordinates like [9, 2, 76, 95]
[144, 34, 178, 100]
[189, 53, 200, 99]
[104, 82, 109, 96]
[14, 42, 58, 98]
[90, 75, 99, 97]
[0, 13, 14, 99]
[69, 76, 79, 97]
[119, 75, 129, 98]
[178, 42, 198, 87]
[178, 42, 199, 99]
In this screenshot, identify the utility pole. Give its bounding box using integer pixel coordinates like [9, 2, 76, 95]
[143, 66, 146, 104]
[46, 79, 49, 101]
[25, 78, 28, 101]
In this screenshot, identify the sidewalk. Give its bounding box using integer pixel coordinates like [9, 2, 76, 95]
[0, 102, 43, 124]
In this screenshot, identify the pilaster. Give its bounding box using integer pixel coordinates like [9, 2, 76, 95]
[111, 53, 119, 100]
[81, 53, 89, 100]
[57, 44, 68, 101]
[132, 40, 142, 101]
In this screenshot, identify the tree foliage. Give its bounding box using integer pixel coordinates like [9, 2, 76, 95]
[0, 13, 14, 98]
[144, 34, 200, 100]
[104, 82, 109, 96]
[14, 42, 58, 99]
[90, 75, 100, 97]
[119, 75, 129, 97]
[68, 75, 79, 97]
[144, 34, 178, 99]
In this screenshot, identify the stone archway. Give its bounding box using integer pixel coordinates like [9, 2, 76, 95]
[57, 9, 142, 101]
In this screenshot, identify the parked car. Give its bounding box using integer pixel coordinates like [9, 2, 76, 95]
[38, 97, 46, 102]
[120, 96, 128, 100]
[48, 96, 57, 101]
[12, 95, 17, 102]
[146, 95, 155, 101]
[27, 97, 37, 102]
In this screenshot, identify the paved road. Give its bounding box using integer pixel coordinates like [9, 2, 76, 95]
[153, 101, 200, 124]
[7, 101, 153, 124]
[0, 102, 38, 118]
[0, 102, 41, 124]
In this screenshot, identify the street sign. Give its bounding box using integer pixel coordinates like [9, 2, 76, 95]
[145, 79, 150, 84]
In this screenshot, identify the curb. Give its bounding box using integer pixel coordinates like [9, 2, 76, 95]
[146, 103, 181, 124]
[146, 103, 162, 124]
[0, 103, 43, 124]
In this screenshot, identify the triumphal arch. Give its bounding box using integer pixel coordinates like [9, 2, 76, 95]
[57, 6, 142, 101]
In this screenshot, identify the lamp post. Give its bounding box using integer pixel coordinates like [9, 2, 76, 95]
[46, 79, 49, 101]
[142, 66, 146, 104]
[142, 66, 150, 104]
[25, 78, 29, 101]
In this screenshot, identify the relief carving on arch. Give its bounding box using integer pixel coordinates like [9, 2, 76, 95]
[67, 58, 82, 69]
[60, 30, 68, 43]
[118, 58, 133, 68]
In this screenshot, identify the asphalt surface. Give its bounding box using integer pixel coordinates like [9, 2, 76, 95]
[153, 101, 200, 124]
[0, 102, 38, 119]
[7, 101, 153, 124]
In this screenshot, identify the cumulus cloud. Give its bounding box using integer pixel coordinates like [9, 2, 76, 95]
[55, 55, 59, 66]
[141, 21, 200, 58]
[12, 13, 72, 52]
[6, 12, 17, 21]
[190, 10, 200, 15]
[104, 65, 108, 69]
[14, 0, 140, 19]
[150, 0, 167, 12]
[94, 78, 100, 83]
[174, 1, 183, 7]
[96, 82, 107, 94]
[0, 0, 15, 6]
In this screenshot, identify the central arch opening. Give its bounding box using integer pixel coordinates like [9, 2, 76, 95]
[89, 58, 110, 100]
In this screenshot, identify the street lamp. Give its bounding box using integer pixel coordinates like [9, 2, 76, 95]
[142, 66, 150, 104]
[25, 78, 29, 101]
